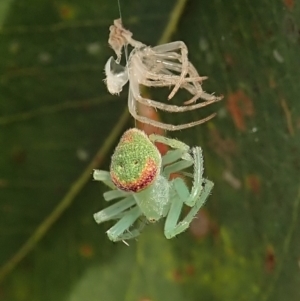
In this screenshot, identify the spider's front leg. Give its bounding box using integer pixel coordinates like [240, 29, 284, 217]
[93, 169, 144, 241]
[150, 136, 206, 207]
[149, 135, 207, 205]
[149, 134, 192, 167]
[147, 138, 213, 238]
[106, 206, 144, 242]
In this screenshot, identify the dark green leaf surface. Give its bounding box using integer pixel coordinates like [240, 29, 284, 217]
[1, 0, 300, 300]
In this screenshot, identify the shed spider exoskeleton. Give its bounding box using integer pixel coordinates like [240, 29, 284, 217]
[93, 128, 214, 242]
[104, 19, 223, 131]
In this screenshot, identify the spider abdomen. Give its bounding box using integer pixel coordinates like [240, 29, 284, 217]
[110, 129, 162, 192]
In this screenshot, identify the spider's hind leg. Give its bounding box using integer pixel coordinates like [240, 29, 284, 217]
[160, 144, 214, 238]
[164, 178, 214, 239]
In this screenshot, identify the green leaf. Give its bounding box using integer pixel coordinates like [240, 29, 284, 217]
[0, 0, 13, 25]
[1, 0, 300, 300]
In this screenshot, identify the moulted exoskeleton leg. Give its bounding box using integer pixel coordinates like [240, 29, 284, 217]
[127, 81, 219, 131]
[151, 41, 190, 100]
[129, 46, 223, 106]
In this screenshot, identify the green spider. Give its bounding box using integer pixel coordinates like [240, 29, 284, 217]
[93, 128, 214, 242]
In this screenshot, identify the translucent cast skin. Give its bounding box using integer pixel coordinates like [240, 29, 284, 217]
[93, 128, 214, 242]
[104, 19, 223, 131]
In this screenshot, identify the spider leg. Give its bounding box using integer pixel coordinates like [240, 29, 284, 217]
[149, 136, 199, 191]
[153, 44, 214, 103]
[128, 89, 216, 131]
[141, 76, 208, 87]
[153, 52, 182, 61]
[142, 72, 222, 106]
[115, 216, 148, 241]
[138, 60, 211, 103]
[134, 52, 220, 107]
[135, 46, 190, 85]
[153, 145, 206, 207]
[170, 70, 222, 106]
[133, 66, 189, 84]
[93, 170, 115, 189]
[161, 149, 189, 165]
[183, 63, 224, 105]
[163, 160, 193, 180]
[164, 147, 207, 207]
[94, 196, 136, 223]
[146, 57, 223, 105]
[137, 56, 205, 87]
[152, 41, 189, 100]
[93, 169, 130, 201]
[185, 147, 205, 206]
[129, 80, 218, 129]
[151, 56, 184, 73]
[152, 42, 187, 53]
[156, 60, 222, 105]
[158, 60, 209, 90]
[103, 189, 130, 201]
[131, 55, 222, 106]
[152, 53, 202, 77]
[149, 134, 190, 161]
[164, 178, 214, 239]
[106, 206, 143, 242]
[150, 54, 193, 83]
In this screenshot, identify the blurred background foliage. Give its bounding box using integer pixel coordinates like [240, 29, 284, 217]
[0, 0, 300, 300]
